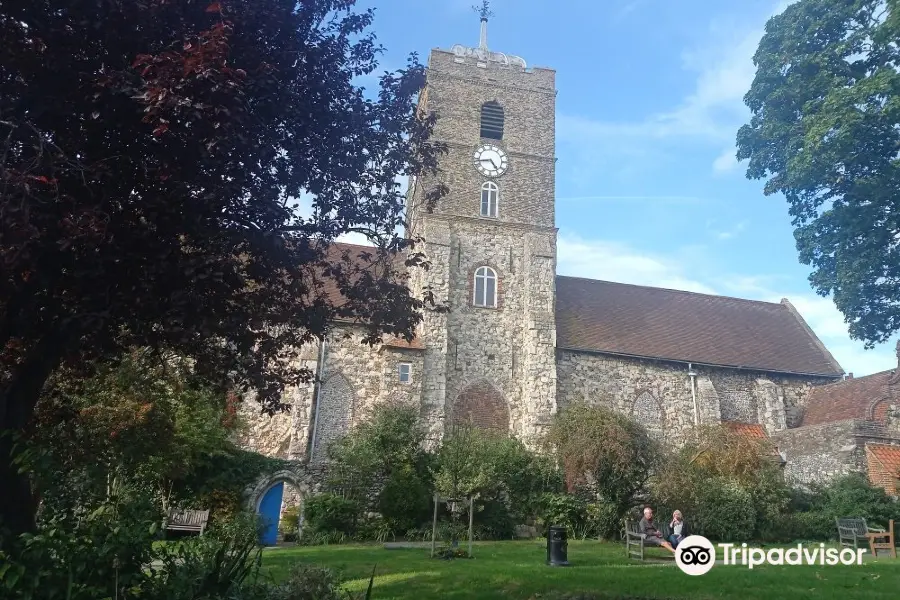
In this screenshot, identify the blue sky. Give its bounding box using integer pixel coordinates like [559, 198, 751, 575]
[346, 0, 899, 377]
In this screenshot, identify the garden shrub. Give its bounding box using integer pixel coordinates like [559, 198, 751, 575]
[693, 477, 755, 541]
[377, 463, 432, 533]
[280, 506, 300, 542]
[267, 563, 349, 600]
[303, 493, 358, 536]
[144, 512, 263, 600]
[547, 403, 660, 517]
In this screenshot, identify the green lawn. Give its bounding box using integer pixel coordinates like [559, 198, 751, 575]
[261, 540, 900, 600]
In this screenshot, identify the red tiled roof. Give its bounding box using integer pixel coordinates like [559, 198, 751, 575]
[866, 443, 900, 496]
[555, 277, 844, 377]
[318, 242, 407, 308]
[723, 421, 768, 439]
[382, 336, 425, 350]
[800, 370, 897, 427]
[722, 421, 781, 458]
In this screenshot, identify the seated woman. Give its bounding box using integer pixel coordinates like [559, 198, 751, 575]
[668, 510, 690, 548]
[639, 507, 675, 553]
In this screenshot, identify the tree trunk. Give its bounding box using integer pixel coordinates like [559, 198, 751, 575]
[0, 331, 66, 549]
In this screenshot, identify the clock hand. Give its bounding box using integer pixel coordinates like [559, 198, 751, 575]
[489, 158, 498, 169]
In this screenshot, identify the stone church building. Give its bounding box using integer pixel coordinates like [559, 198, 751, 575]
[239, 16, 900, 501]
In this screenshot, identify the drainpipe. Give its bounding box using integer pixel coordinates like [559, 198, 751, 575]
[308, 336, 327, 461]
[688, 363, 699, 426]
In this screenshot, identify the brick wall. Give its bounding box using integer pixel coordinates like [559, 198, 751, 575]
[451, 379, 509, 431]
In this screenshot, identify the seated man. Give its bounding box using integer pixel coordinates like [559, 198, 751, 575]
[639, 507, 675, 553]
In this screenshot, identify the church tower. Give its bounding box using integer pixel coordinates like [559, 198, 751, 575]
[408, 5, 558, 444]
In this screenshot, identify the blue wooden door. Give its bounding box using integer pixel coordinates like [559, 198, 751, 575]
[258, 482, 284, 546]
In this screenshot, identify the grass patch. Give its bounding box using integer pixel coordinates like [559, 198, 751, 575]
[260, 540, 900, 599]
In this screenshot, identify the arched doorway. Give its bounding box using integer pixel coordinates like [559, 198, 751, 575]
[452, 380, 509, 433]
[247, 470, 308, 546]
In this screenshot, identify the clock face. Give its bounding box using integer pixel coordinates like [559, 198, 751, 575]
[473, 144, 509, 178]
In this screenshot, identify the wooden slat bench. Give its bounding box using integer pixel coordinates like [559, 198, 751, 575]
[164, 508, 210, 536]
[836, 517, 884, 550]
[625, 519, 670, 560]
[866, 519, 896, 558]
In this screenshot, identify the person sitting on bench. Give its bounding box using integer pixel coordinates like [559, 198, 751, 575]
[668, 510, 690, 548]
[640, 506, 675, 553]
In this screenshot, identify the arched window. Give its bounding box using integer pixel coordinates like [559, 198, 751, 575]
[480, 181, 499, 218]
[480, 101, 504, 140]
[473, 266, 498, 307]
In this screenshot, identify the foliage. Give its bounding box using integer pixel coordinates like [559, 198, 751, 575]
[786, 473, 900, 539]
[0, 0, 445, 538]
[0, 479, 159, 600]
[533, 493, 620, 541]
[145, 513, 263, 600]
[692, 477, 756, 542]
[304, 494, 359, 537]
[327, 403, 433, 520]
[736, 0, 900, 346]
[546, 402, 660, 518]
[377, 463, 433, 533]
[29, 351, 236, 515]
[434, 426, 562, 540]
[177, 446, 288, 518]
[280, 506, 301, 542]
[651, 425, 789, 540]
[265, 563, 353, 600]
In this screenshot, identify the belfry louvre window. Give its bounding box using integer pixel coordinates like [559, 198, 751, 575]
[481, 181, 499, 218]
[480, 101, 504, 140]
[473, 266, 498, 308]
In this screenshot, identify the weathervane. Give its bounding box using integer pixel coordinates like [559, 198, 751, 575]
[450, 0, 527, 68]
[473, 1, 493, 50]
[474, 1, 494, 21]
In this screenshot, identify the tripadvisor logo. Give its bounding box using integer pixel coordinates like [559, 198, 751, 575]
[675, 536, 867, 575]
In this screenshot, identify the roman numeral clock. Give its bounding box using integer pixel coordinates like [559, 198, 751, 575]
[474, 144, 508, 177]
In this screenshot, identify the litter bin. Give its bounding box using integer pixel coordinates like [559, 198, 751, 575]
[546, 525, 569, 566]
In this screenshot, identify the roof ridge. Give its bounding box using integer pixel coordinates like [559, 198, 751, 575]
[819, 369, 893, 388]
[556, 275, 790, 309]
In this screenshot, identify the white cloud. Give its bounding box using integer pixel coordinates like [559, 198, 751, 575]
[706, 219, 748, 240]
[558, 1, 796, 153]
[558, 233, 898, 377]
[712, 147, 740, 173]
[557, 235, 716, 295]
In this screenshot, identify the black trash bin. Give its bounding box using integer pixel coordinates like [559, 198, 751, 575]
[546, 525, 569, 566]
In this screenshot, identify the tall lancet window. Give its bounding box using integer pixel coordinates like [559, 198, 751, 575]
[480, 101, 504, 140]
[481, 181, 499, 218]
[473, 266, 498, 308]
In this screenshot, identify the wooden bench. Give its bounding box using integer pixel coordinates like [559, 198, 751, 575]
[164, 508, 210, 535]
[866, 519, 896, 558]
[625, 519, 670, 560]
[836, 517, 884, 550]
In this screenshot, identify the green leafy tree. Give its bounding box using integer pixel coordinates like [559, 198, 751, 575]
[29, 350, 235, 515]
[0, 0, 444, 538]
[546, 402, 660, 518]
[737, 0, 900, 346]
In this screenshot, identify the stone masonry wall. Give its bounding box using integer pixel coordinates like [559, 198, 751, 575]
[556, 350, 828, 443]
[238, 325, 425, 464]
[774, 421, 862, 486]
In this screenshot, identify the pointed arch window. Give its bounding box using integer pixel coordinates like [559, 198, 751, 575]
[480, 181, 499, 218]
[480, 101, 504, 140]
[473, 266, 498, 308]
